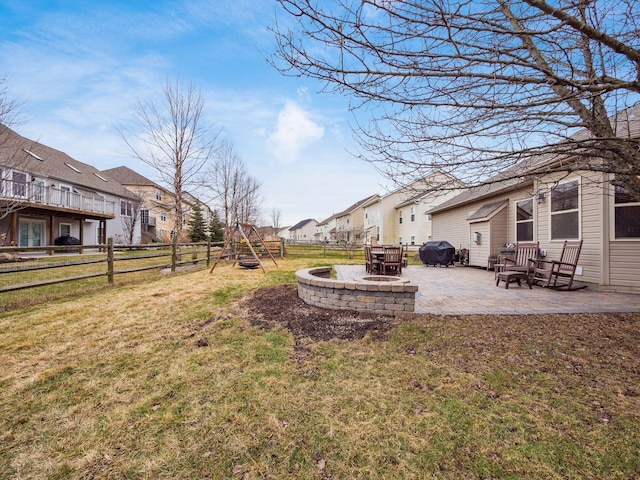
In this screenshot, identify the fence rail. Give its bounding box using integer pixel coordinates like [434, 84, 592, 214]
[0, 239, 215, 293]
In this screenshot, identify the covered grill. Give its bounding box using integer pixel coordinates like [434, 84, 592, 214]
[419, 241, 456, 267]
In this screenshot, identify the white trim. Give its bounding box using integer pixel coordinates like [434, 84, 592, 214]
[515, 197, 535, 242]
[549, 177, 581, 241]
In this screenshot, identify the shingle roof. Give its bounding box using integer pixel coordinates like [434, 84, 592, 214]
[0, 124, 135, 199]
[334, 194, 379, 217]
[101, 166, 157, 187]
[466, 199, 509, 221]
[289, 218, 316, 231]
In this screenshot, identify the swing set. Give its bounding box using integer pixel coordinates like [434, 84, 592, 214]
[209, 222, 278, 273]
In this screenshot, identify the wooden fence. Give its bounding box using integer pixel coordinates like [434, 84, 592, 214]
[0, 238, 285, 294]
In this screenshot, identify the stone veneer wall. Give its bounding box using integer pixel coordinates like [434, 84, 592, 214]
[295, 267, 418, 317]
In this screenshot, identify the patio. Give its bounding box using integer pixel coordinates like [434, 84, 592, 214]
[334, 264, 640, 315]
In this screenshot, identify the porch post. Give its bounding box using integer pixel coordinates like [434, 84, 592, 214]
[78, 218, 84, 254]
[49, 213, 56, 255]
[9, 211, 17, 245]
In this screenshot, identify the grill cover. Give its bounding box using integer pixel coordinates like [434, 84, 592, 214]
[54, 236, 81, 246]
[419, 241, 456, 266]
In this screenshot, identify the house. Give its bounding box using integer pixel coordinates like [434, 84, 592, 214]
[316, 214, 338, 243]
[361, 195, 382, 244]
[102, 166, 212, 243]
[378, 172, 464, 246]
[288, 218, 318, 242]
[429, 105, 640, 291]
[333, 194, 379, 244]
[0, 125, 139, 247]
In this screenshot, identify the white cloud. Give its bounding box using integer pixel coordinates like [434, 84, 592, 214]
[267, 101, 325, 163]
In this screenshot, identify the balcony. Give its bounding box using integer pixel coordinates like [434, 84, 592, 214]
[1, 180, 116, 217]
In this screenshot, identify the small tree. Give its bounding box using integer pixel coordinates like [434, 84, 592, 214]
[120, 195, 142, 245]
[188, 201, 208, 242]
[208, 210, 225, 243]
[335, 226, 364, 259]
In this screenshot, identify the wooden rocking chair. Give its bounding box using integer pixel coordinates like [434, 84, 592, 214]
[529, 240, 586, 290]
[503, 242, 539, 276]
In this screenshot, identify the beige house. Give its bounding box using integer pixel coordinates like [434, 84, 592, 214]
[103, 166, 211, 243]
[333, 194, 379, 244]
[378, 172, 464, 246]
[429, 107, 640, 291]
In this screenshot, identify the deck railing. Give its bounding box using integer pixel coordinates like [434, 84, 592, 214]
[0, 180, 116, 215]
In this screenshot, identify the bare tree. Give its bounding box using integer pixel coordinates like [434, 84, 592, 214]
[120, 78, 220, 243]
[207, 139, 263, 230]
[271, 0, 640, 198]
[120, 194, 142, 245]
[335, 226, 364, 259]
[271, 207, 282, 229]
[0, 78, 28, 224]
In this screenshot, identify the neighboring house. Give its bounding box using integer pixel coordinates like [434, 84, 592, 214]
[288, 219, 318, 242]
[0, 125, 139, 247]
[429, 104, 640, 290]
[362, 195, 382, 244]
[102, 166, 211, 243]
[333, 194, 379, 244]
[379, 172, 464, 246]
[316, 214, 338, 243]
[276, 226, 291, 241]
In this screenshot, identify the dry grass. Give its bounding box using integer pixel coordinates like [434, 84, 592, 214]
[1, 258, 639, 479]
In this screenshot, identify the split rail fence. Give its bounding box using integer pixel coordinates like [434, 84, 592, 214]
[0, 238, 284, 295]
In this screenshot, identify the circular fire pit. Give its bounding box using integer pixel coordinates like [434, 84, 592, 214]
[357, 275, 408, 283]
[295, 267, 417, 317]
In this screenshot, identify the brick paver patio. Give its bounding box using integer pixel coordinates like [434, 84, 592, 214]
[334, 264, 640, 315]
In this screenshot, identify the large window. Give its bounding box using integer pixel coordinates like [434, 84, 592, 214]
[516, 198, 534, 241]
[550, 180, 580, 240]
[614, 185, 640, 238]
[410, 206, 416, 222]
[398, 210, 403, 224]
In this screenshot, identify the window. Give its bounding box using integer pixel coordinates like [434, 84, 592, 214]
[398, 236, 403, 244]
[141, 209, 150, 224]
[614, 185, 640, 238]
[60, 223, 72, 237]
[550, 180, 579, 239]
[156, 189, 162, 201]
[410, 206, 416, 222]
[398, 210, 403, 224]
[120, 200, 133, 217]
[12, 171, 27, 197]
[410, 235, 415, 245]
[516, 198, 534, 241]
[160, 213, 167, 222]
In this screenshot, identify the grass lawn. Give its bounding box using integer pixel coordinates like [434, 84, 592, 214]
[1, 257, 639, 479]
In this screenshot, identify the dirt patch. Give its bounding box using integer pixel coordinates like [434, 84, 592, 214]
[242, 283, 401, 343]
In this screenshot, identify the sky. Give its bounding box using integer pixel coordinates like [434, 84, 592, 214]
[0, 0, 390, 227]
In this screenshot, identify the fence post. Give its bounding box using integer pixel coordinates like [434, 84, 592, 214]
[207, 240, 211, 267]
[280, 238, 285, 258]
[107, 238, 114, 285]
[171, 236, 178, 273]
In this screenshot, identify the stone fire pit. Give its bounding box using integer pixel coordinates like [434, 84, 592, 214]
[295, 267, 418, 317]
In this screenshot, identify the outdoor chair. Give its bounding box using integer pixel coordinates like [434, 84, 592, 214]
[503, 242, 539, 276]
[364, 246, 381, 274]
[380, 245, 403, 275]
[529, 240, 585, 290]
